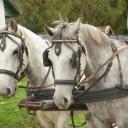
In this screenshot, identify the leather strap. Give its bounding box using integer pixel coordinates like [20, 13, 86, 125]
[79, 46, 128, 86]
[0, 69, 18, 79]
[55, 80, 74, 85]
[0, 31, 23, 41]
[52, 39, 77, 43]
[27, 84, 54, 90]
[74, 86, 128, 103]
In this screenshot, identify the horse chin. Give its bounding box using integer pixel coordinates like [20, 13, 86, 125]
[55, 103, 71, 110]
[0, 85, 16, 98]
[54, 96, 73, 110]
[8, 91, 16, 97]
[0, 91, 16, 98]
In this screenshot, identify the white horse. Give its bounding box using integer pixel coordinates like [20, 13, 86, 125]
[44, 19, 128, 128]
[0, 20, 69, 128]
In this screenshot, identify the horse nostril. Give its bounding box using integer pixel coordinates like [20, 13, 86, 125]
[63, 97, 68, 104]
[6, 88, 11, 95]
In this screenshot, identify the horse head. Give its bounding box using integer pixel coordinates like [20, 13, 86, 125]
[0, 19, 28, 97]
[44, 19, 87, 109]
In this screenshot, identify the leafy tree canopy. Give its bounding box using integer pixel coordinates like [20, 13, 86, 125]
[14, 0, 127, 34]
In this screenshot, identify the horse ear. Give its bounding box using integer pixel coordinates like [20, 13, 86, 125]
[59, 14, 68, 22]
[9, 19, 17, 32]
[74, 18, 81, 34]
[59, 14, 64, 21]
[44, 24, 56, 36]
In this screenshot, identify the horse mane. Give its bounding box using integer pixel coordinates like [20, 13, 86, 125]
[53, 20, 79, 40]
[53, 20, 111, 45]
[17, 25, 48, 50]
[80, 24, 111, 45]
[17, 25, 42, 41]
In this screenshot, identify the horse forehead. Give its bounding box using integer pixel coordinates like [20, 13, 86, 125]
[9, 34, 22, 43]
[0, 37, 19, 52]
[49, 43, 77, 60]
[6, 37, 20, 47]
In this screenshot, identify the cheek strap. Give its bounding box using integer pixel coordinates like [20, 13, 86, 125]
[0, 69, 18, 79]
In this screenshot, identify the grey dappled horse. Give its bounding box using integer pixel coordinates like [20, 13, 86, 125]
[44, 19, 128, 128]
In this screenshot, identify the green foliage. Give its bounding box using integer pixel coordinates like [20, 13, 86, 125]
[14, 0, 127, 34]
[69, 114, 88, 128]
[0, 78, 39, 128]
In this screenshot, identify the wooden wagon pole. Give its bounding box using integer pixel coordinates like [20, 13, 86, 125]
[18, 99, 88, 111]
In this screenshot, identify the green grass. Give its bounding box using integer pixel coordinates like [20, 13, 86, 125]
[69, 114, 88, 128]
[0, 78, 38, 128]
[0, 78, 88, 128]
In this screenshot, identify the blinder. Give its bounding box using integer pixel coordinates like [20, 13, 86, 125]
[71, 51, 78, 68]
[18, 43, 27, 59]
[43, 49, 52, 67]
[70, 48, 81, 68]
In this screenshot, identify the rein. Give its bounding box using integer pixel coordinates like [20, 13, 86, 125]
[19, 63, 54, 90]
[74, 44, 128, 100]
[22, 47, 54, 91]
[79, 46, 128, 87]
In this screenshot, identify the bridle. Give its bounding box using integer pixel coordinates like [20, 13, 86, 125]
[43, 37, 86, 88]
[0, 31, 28, 80]
[43, 23, 87, 87]
[54, 40, 85, 86]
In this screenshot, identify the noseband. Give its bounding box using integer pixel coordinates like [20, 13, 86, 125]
[0, 31, 28, 80]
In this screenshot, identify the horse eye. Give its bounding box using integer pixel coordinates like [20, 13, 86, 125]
[13, 49, 19, 55]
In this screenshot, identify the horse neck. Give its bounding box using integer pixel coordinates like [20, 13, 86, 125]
[85, 39, 128, 89]
[79, 26, 114, 84]
[18, 25, 54, 85]
[86, 41, 112, 72]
